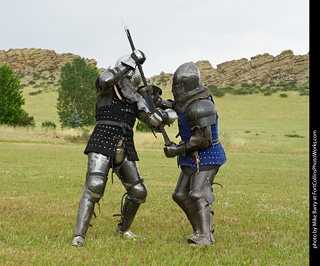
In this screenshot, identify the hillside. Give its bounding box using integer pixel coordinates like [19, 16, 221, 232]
[0, 47, 309, 128]
[0, 48, 309, 88]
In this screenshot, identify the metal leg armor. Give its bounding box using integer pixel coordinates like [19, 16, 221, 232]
[71, 152, 111, 247]
[118, 198, 141, 234]
[172, 171, 201, 238]
[71, 196, 95, 246]
[114, 156, 147, 238]
[187, 167, 219, 246]
[189, 198, 215, 246]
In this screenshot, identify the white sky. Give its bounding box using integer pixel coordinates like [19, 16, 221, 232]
[0, 0, 309, 77]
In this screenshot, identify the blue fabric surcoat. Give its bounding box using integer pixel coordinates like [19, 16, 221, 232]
[177, 99, 226, 168]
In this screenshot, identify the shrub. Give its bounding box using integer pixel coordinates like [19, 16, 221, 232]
[29, 90, 43, 96]
[16, 111, 36, 127]
[241, 83, 250, 88]
[208, 85, 225, 97]
[41, 121, 57, 130]
[221, 86, 235, 94]
[136, 121, 152, 133]
[285, 134, 305, 138]
[64, 128, 91, 143]
[207, 81, 308, 97]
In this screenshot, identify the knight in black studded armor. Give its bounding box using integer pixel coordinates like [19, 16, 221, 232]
[71, 50, 176, 247]
[163, 62, 226, 246]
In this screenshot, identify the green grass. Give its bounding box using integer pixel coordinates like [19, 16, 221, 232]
[0, 89, 309, 265]
[21, 85, 60, 127]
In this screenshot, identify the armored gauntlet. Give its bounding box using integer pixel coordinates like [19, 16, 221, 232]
[149, 109, 177, 128]
[164, 126, 212, 158]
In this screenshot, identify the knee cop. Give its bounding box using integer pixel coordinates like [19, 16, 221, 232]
[172, 190, 189, 206]
[188, 171, 216, 205]
[83, 152, 111, 203]
[83, 172, 108, 203]
[126, 179, 147, 204]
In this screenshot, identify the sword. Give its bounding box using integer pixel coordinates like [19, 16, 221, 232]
[123, 25, 171, 146]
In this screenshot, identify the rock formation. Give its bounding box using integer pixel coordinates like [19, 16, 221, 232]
[0, 48, 97, 85]
[196, 50, 309, 87]
[0, 48, 309, 88]
[150, 50, 309, 88]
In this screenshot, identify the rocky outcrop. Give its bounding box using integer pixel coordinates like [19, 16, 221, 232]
[0, 48, 97, 71]
[0, 48, 309, 88]
[151, 50, 309, 88]
[0, 48, 97, 85]
[197, 50, 309, 87]
[148, 71, 173, 88]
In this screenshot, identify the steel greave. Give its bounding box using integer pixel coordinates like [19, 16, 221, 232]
[74, 195, 95, 237]
[189, 198, 215, 245]
[118, 198, 140, 233]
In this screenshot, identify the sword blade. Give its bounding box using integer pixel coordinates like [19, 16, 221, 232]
[123, 25, 171, 145]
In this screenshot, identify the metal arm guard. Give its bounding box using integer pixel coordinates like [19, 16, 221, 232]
[185, 98, 217, 127]
[155, 95, 174, 109]
[97, 64, 131, 90]
[96, 50, 146, 91]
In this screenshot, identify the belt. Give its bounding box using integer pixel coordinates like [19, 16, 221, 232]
[96, 120, 133, 134]
[211, 138, 220, 145]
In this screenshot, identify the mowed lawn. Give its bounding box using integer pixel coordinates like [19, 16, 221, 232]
[0, 91, 309, 265]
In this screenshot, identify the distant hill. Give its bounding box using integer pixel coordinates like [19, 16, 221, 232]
[0, 48, 309, 88]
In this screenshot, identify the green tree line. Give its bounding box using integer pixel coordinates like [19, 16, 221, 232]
[0, 64, 35, 126]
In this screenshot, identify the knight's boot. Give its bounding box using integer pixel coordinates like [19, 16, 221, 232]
[71, 195, 95, 247]
[188, 198, 214, 246]
[115, 198, 142, 240]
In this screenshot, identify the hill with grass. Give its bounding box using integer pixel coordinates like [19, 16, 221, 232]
[0, 48, 309, 89]
[0, 48, 309, 129]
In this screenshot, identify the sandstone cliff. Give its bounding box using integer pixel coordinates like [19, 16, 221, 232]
[0, 48, 97, 85]
[149, 50, 309, 88]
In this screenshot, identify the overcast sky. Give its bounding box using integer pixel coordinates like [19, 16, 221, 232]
[0, 0, 309, 77]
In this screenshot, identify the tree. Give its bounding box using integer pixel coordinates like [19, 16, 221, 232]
[67, 108, 83, 128]
[56, 57, 99, 127]
[0, 64, 25, 125]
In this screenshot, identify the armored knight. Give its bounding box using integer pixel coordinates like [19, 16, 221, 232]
[71, 50, 176, 247]
[163, 62, 226, 246]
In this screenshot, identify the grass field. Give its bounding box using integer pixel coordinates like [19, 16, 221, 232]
[0, 87, 309, 265]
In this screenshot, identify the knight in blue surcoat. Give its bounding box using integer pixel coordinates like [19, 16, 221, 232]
[163, 62, 226, 246]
